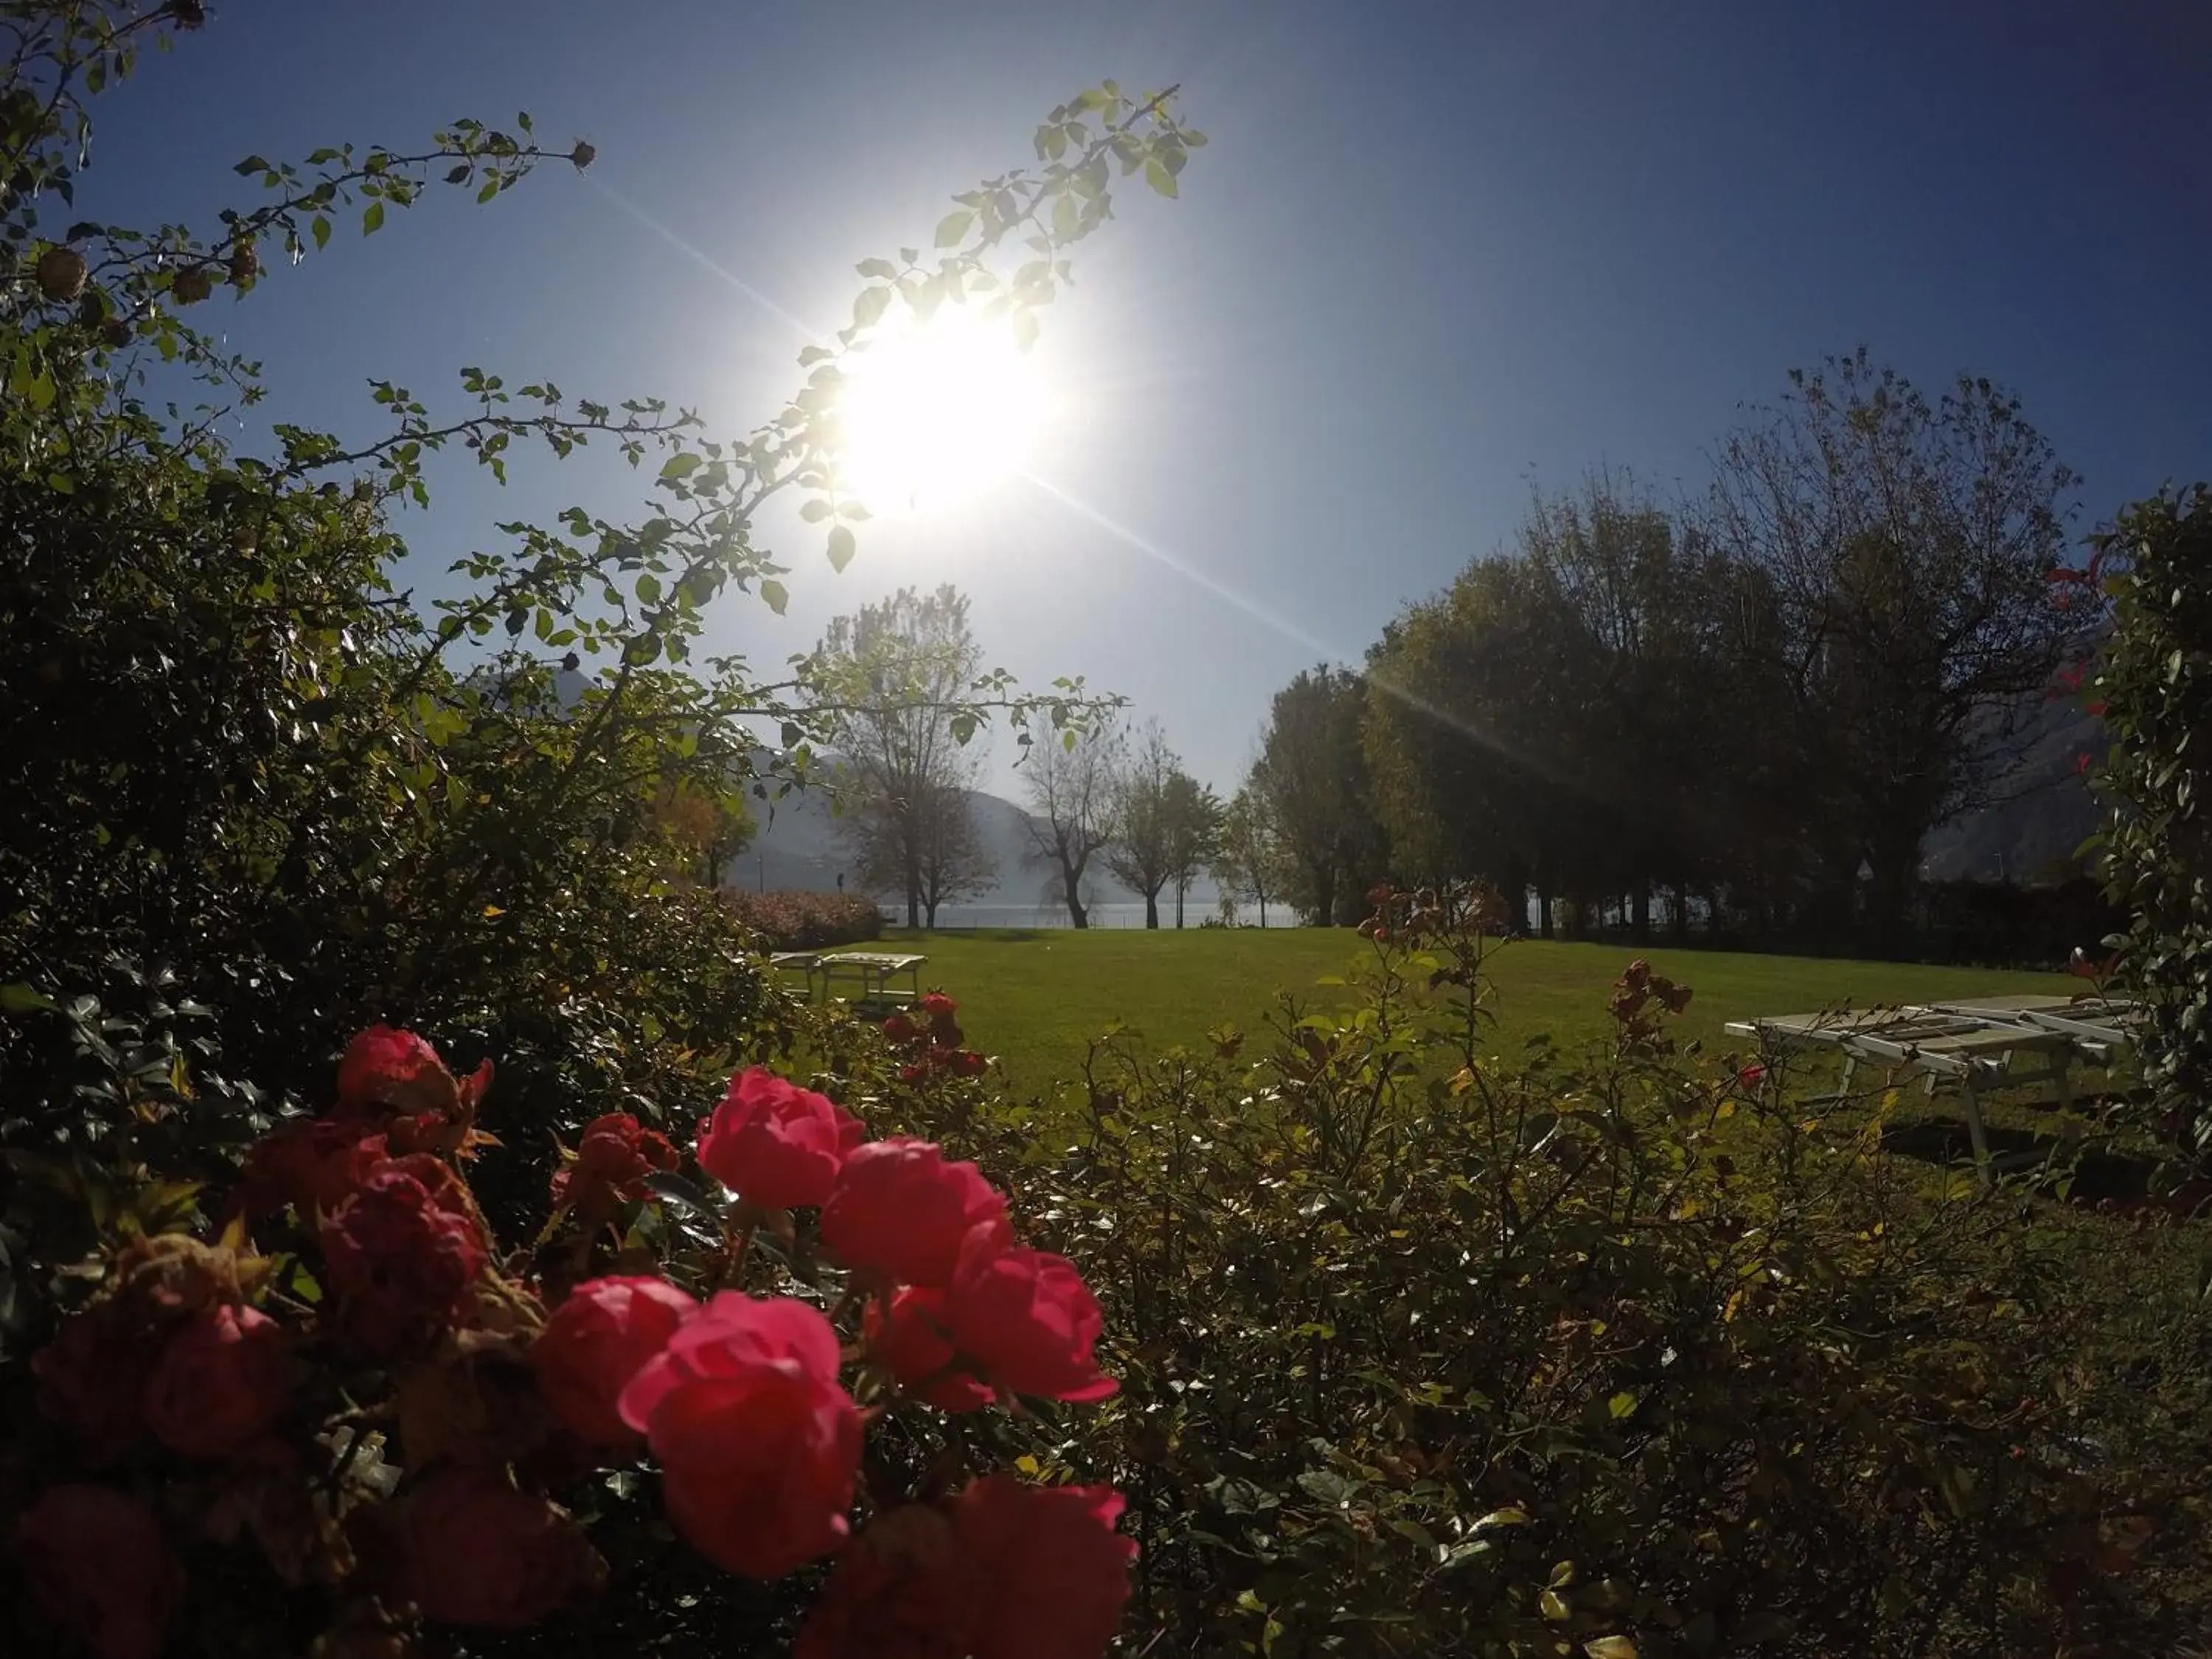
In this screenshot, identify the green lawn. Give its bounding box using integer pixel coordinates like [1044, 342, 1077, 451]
[871, 928, 2077, 1093]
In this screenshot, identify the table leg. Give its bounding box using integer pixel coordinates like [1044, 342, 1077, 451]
[1963, 1078, 1992, 1189]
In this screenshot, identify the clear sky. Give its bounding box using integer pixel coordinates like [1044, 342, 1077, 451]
[86, 0, 2212, 798]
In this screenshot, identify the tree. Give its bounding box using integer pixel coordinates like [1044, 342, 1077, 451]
[1102, 720, 1178, 928]
[809, 585, 996, 928]
[1215, 780, 1284, 927]
[1023, 719, 1121, 928]
[1705, 350, 2082, 951]
[1255, 666, 1385, 925]
[915, 774, 995, 930]
[1163, 770, 1223, 928]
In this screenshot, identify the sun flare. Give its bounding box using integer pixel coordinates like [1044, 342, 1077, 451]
[830, 302, 1044, 512]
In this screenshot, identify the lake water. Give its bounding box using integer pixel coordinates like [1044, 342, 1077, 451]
[884, 900, 1300, 931]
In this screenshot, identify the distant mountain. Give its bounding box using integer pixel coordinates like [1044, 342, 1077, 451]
[722, 776, 1219, 913]
[1919, 698, 2107, 886]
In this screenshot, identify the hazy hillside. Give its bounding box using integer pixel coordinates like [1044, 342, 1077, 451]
[1920, 700, 2107, 886]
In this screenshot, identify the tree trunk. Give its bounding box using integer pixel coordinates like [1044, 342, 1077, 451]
[1259, 893, 1268, 928]
[1144, 892, 1159, 929]
[1866, 832, 1921, 961]
[906, 891, 919, 928]
[1175, 880, 1186, 928]
[1538, 890, 1554, 939]
[1312, 863, 1336, 929]
[1632, 883, 1651, 944]
[923, 894, 939, 928]
[1669, 883, 1691, 945]
[1060, 852, 1088, 928]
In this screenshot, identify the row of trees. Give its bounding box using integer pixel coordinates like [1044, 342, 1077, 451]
[807, 585, 1228, 928]
[1242, 352, 2090, 947]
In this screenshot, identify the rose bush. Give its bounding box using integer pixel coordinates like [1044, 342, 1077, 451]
[4, 1026, 1132, 1657]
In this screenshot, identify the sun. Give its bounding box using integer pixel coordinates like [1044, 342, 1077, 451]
[829, 302, 1044, 513]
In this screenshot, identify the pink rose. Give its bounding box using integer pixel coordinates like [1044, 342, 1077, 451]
[953, 1477, 1135, 1659]
[400, 1469, 599, 1628]
[321, 1154, 487, 1354]
[532, 1275, 698, 1447]
[945, 1221, 1116, 1403]
[144, 1302, 291, 1458]
[863, 1287, 993, 1412]
[695, 1068, 863, 1208]
[32, 1303, 153, 1461]
[618, 1292, 861, 1577]
[821, 1139, 1006, 1288]
[793, 1505, 970, 1659]
[16, 1485, 181, 1659]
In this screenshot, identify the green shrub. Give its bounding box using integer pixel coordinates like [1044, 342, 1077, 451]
[2090, 487, 2212, 1158]
[911, 888, 2212, 1655]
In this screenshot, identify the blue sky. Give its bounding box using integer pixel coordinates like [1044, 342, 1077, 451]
[87, 0, 2212, 797]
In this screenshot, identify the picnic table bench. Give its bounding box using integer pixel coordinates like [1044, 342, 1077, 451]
[815, 950, 927, 1015]
[768, 950, 822, 998]
[1724, 993, 2142, 1187]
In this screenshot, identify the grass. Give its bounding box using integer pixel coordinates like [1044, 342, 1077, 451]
[860, 928, 2079, 1093]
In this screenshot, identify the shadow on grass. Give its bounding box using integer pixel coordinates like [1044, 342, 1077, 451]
[1880, 1120, 2183, 1207]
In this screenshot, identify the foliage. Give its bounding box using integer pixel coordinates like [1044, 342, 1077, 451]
[4, 1024, 1131, 1657]
[2089, 486, 2212, 1160]
[718, 891, 885, 951]
[807, 585, 997, 928]
[1251, 666, 1385, 925]
[930, 890, 2212, 1655]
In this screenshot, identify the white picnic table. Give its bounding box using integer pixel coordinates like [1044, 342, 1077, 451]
[815, 950, 927, 1010]
[1724, 993, 2142, 1187]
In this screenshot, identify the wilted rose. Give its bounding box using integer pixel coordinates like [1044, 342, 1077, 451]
[399, 1470, 600, 1628]
[144, 1301, 291, 1458]
[17, 1485, 181, 1659]
[321, 1155, 487, 1354]
[550, 1113, 679, 1228]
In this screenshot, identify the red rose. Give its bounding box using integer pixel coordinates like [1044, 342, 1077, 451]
[952, 1477, 1135, 1659]
[337, 1025, 452, 1115]
[533, 1275, 698, 1447]
[695, 1068, 863, 1208]
[793, 1505, 970, 1659]
[400, 1469, 599, 1628]
[234, 1118, 389, 1221]
[16, 1485, 181, 1659]
[950, 1048, 988, 1079]
[144, 1302, 291, 1458]
[820, 1138, 1007, 1288]
[321, 1155, 487, 1354]
[863, 1287, 992, 1411]
[946, 1221, 1116, 1403]
[919, 992, 957, 1021]
[32, 1303, 153, 1461]
[1736, 1061, 1767, 1091]
[552, 1113, 679, 1227]
[617, 1291, 861, 1576]
[883, 1013, 919, 1044]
